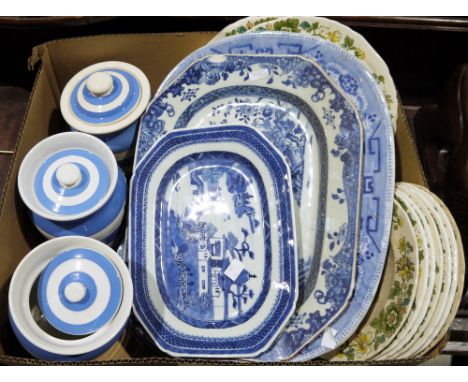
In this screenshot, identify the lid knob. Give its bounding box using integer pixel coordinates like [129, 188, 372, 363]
[56, 163, 82, 188]
[86, 72, 114, 97]
[64, 281, 87, 303]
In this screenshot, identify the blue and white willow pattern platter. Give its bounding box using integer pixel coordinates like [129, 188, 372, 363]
[136, 53, 364, 360]
[141, 32, 395, 361]
[130, 125, 298, 357]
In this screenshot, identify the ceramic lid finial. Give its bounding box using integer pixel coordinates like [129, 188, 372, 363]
[56, 163, 82, 188]
[86, 72, 114, 97]
[64, 281, 87, 303]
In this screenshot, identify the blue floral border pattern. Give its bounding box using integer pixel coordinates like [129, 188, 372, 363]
[151, 32, 394, 361]
[136, 53, 363, 360]
[130, 125, 298, 357]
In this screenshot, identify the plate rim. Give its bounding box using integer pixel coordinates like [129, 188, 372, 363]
[210, 16, 398, 131]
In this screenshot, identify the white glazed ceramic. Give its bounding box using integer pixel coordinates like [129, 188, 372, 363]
[211, 16, 397, 132]
[386, 183, 445, 360]
[401, 184, 461, 358]
[375, 185, 435, 360]
[8, 236, 132, 361]
[161, 31, 394, 362]
[61, 61, 151, 135]
[18, 132, 117, 222]
[413, 186, 465, 357]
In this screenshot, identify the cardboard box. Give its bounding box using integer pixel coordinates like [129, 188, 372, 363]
[0, 32, 443, 365]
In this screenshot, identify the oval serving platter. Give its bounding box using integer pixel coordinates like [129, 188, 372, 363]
[149, 31, 394, 361]
[136, 53, 364, 360]
[130, 124, 298, 358]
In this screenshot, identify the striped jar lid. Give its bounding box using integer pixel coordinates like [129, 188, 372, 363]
[34, 148, 110, 217]
[60, 61, 151, 135]
[38, 247, 123, 336]
[18, 132, 118, 221]
[9, 236, 133, 360]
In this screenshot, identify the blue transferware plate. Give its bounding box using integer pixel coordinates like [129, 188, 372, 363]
[130, 124, 298, 358]
[141, 32, 395, 361]
[135, 53, 364, 360]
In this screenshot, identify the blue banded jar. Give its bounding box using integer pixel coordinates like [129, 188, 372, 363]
[60, 61, 151, 166]
[18, 132, 126, 246]
[8, 236, 132, 361]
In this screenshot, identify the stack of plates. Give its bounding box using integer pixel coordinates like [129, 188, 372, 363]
[319, 183, 464, 362]
[126, 16, 464, 361]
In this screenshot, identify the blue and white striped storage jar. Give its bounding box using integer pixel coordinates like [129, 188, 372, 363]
[18, 132, 126, 246]
[8, 236, 133, 361]
[60, 61, 151, 165]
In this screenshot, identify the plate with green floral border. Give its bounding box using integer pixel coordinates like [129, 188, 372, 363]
[388, 183, 447, 360]
[375, 185, 435, 360]
[396, 184, 459, 359]
[324, 198, 419, 361]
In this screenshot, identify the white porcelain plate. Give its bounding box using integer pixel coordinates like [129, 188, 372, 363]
[376, 183, 437, 360]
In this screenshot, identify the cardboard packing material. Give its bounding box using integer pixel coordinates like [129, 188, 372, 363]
[0, 32, 449, 365]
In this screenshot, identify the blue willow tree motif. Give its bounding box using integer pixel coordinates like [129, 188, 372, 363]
[189, 164, 225, 197]
[219, 229, 257, 315]
[225, 169, 259, 233]
[224, 229, 255, 261]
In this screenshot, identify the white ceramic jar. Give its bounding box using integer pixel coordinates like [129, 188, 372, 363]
[60, 61, 151, 166]
[18, 132, 126, 245]
[8, 236, 133, 361]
